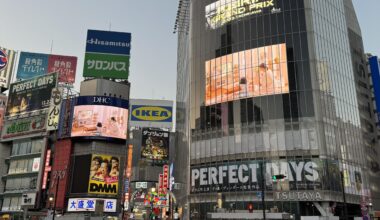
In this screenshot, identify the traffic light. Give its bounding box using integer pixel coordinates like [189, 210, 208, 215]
[248, 203, 254, 213]
[272, 174, 286, 181]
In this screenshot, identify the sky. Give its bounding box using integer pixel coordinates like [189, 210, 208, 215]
[0, 0, 379, 101]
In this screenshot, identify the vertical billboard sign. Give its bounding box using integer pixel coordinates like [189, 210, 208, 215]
[88, 154, 120, 195]
[369, 56, 380, 125]
[0, 47, 17, 89]
[162, 165, 169, 190]
[0, 95, 7, 131]
[47, 88, 63, 131]
[16, 52, 77, 83]
[141, 128, 169, 166]
[83, 30, 131, 79]
[6, 73, 58, 117]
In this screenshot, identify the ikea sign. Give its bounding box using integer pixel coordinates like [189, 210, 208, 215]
[131, 105, 172, 122]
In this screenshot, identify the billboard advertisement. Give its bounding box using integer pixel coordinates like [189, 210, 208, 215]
[129, 99, 173, 129]
[83, 29, 131, 79]
[16, 52, 77, 83]
[0, 47, 17, 89]
[47, 54, 77, 83]
[205, 0, 279, 29]
[6, 73, 58, 117]
[191, 159, 324, 194]
[1, 115, 46, 139]
[88, 154, 120, 195]
[141, 128, 169, 165]
[71, 96, 129, 139]
[205, 43, 288, 106]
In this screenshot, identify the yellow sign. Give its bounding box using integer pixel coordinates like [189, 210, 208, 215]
[88, 154, 119, 195]
[206, 0, 277, 29]
[131, 106, 172, 122]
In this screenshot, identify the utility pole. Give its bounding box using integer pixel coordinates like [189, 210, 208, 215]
[52, 175, 60, 220]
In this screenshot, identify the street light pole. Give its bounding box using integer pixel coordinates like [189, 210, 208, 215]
[260, 163, 266, 220]
[52, 175, 60, 220]
[340, 171, 348, 220]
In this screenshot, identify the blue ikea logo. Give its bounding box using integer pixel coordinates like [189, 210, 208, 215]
[131, 105, 172, 122]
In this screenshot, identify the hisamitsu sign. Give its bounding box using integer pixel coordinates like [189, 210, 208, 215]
[83, 30, 131, 79]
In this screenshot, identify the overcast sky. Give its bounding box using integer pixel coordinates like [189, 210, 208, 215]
[0, 0, 379, 101]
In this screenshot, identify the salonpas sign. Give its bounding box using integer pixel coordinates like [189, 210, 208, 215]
[191, 160, 322, 193]
[2, 115, 46, 139]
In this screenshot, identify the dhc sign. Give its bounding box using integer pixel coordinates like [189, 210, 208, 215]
[131, 105, 172, 122]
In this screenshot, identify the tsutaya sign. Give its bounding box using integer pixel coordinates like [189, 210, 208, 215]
[274, 191, 323, 201]
[206, 0, 280, 29]
[191, 160, 322, 193]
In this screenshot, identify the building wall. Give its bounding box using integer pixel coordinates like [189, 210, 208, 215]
[176, 0, 370, 218]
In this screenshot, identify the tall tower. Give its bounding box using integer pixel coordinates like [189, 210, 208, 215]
[175, 0, 375, 219]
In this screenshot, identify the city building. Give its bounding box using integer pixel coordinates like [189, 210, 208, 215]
[174, 0, 378, 219]
[127, 99, 175, 219]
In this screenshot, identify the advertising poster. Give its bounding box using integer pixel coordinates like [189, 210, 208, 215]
[16, 52, 77, 83]
[1, 115, 46, 140]
[129, 99, 173, 129]
[88, 154, 120, 195]
[47, 55, 77, 83]
[83, 29, 131, 79]
[205, 43, 288, 106]
[141, 128, 169, 165]
[0, 47, 17, 89]
[205, 0, 278, 29]
[17, 52, 49, 80]
[191, 159, 323, 194]
[6, 73, 57, 117]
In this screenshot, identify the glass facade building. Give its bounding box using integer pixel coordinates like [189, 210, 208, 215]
[175, 0, 376, 219]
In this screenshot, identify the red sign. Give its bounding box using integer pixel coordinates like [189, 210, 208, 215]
[163, 165, 169, 190]
[42, 149, 51, 189]
[158, 174, 163, 194]
[47, 55, 77, 83]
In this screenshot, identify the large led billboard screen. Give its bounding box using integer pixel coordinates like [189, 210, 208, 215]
[71, 96, 129, 140]
[205, 43, 288, 106]
[205, 0, 278, 29]
[141, 128, 169, 166]
[6, 73, 58, 117]
[88, 154, 120, 195]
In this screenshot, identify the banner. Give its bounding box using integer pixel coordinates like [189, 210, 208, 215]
[0, 47, 17, 89]
[141, 128, 169, 166]
[191, 159, 323, 194]
[47, 88, 63, 131]
[6, 73, 57, 117]
[83, 30, 131, 79]
[16, 52, 77, 83]
[88, 154, 120, 195]
[1, 115, 47, 139]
